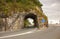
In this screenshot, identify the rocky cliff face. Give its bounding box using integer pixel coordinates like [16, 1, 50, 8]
[0, 0, 48, 31]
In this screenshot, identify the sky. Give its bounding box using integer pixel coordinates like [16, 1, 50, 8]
[39, 0, 60, 24]
[40, 0, 60, 20]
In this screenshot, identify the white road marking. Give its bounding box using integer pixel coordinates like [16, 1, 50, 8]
[0, 30, 41, 39]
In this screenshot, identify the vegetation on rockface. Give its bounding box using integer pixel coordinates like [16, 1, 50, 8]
[0, 0, 48, 23]
[0, 0, 43, 17]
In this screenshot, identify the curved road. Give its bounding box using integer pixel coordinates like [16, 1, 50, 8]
[0, 24, 60, 39]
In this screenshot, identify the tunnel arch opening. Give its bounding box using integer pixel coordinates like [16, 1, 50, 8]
[24, 13, 38, 28]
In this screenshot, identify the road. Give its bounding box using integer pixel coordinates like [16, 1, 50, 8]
[0, 24, 60, 39]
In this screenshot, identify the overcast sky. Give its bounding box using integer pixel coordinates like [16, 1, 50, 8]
[39, 0, 60, 21]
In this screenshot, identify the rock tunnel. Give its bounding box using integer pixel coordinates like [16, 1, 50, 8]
[24, 13, 38, 28]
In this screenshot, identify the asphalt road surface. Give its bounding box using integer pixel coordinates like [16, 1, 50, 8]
[0, 24, 60, 39]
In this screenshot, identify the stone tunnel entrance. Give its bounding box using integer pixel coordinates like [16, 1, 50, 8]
[24, 13, 38, 28]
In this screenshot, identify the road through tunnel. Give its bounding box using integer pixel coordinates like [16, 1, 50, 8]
[24, 13, 38, 28]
